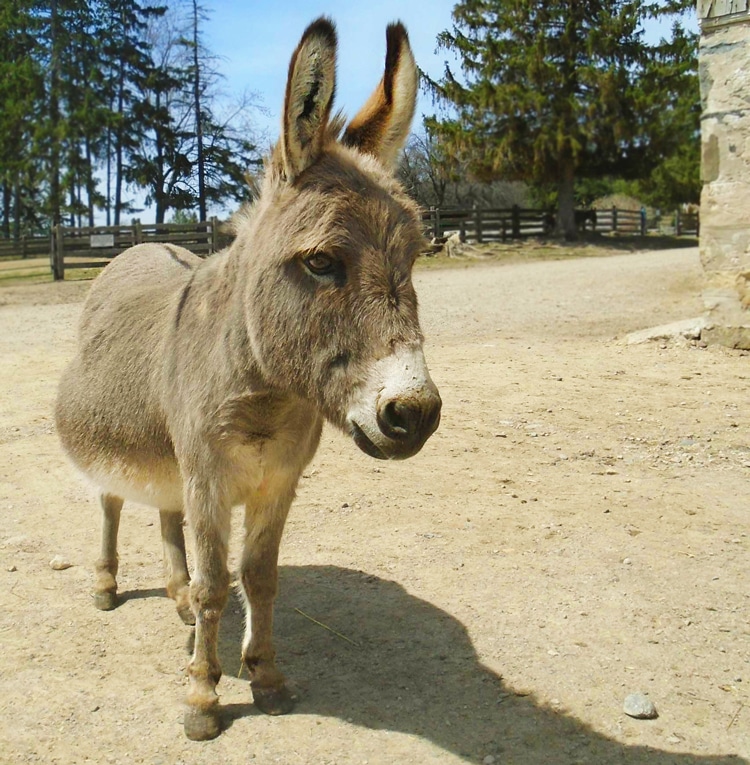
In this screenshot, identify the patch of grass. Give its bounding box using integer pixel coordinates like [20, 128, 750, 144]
[0, 269, 53, 285]
[0, 266, 101, 286]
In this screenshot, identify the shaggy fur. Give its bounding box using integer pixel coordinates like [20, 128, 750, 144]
[56, 17, 440, 741]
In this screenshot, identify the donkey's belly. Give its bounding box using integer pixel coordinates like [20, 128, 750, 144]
[83, 455, 183, 510]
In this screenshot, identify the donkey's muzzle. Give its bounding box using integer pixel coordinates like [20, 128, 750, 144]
[348, 346, 442, 460]
[354, 388, 441, 460]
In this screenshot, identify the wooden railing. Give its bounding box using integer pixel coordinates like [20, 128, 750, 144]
[0, 204, 700, 281]
[49, 218, 227, 280]
[421, 205, 699, 242]
[0, 235, 51, 260]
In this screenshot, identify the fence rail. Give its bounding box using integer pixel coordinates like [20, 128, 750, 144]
[49, 218, 225, 280]
[421, 205, 699, 242]
[0, 204, 700, 280]
[0, 235, 51, 260]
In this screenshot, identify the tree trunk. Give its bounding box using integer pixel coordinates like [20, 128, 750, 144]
[555, 158, 577, 240]
[155, 89, 166, 225]
[85, 135, 95, 226]
[49, 0, 62, 227]
[192, 0, 206, 221]
[1, 182, 10, 239]
[12, 181, 21, 241]
[114, 57, 125, 226]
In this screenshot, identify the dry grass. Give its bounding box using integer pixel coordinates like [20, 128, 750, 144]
[417, 233, 698, 270]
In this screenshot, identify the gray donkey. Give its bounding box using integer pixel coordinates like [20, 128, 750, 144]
[56, 17, 441, 740]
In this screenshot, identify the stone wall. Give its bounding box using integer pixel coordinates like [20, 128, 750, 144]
[698, 1, 750, 349]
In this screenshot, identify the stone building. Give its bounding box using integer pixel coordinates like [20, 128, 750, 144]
[698, 1, 750, 348]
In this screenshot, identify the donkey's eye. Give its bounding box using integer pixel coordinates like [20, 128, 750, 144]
[303, 253, 336, 277]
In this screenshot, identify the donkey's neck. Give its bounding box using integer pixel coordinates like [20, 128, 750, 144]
[168, 241, 266, 397]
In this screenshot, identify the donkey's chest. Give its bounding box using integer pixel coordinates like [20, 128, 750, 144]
[214, 396, 324, 505]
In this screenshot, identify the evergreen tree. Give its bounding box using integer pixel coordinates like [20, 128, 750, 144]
[0, 1, 45, 238]
[0, 0, 261, 233]
[428, 0, 698, 238]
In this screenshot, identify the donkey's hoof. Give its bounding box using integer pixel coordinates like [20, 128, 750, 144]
[252, 684, 297, 716]
[177, 602, 196, 626]
[184, 706, 222, 741]
[93, 591, 117, 611]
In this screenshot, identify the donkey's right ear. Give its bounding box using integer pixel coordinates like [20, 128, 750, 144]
[281, 18, 337, 182]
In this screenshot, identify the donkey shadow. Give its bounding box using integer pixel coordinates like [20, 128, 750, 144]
[209, 565, 745, 765]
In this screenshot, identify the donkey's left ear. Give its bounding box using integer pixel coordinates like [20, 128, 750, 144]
[342, 22, 417, 171]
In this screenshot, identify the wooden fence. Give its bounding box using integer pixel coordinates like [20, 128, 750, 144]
[49, 218, 226, 280]
[0, 204, 700, 280]
[0, 235, 51, 260]
[421, 205, 699, 242]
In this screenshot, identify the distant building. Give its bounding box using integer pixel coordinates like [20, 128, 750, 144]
[698, 0, 750, 348]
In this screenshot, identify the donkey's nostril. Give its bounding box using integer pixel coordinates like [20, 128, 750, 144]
[377, 399, 416, 441]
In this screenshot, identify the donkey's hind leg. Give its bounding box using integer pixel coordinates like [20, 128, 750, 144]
[93, 492, 123, 611]
[159, 509, 195, 625]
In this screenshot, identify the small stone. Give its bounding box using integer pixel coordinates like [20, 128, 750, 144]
[483, 756, 496, 765]
[341, 502, 349, 508]
[49, 555, 73, 571]
[623, 558, 632, 565]
[623, 692, 658, 719]
[7, 565, 17, 572]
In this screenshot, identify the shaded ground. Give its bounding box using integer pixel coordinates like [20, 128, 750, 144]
[0, 247, 747, 764]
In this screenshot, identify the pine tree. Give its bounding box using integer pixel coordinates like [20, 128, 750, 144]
[427, 0, 698, 238]
[0, 0, 45, 238]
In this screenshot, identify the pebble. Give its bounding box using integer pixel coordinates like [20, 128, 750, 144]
[483, 756, 496, 765]
[623, 692, 658, 719]
[49, 555, 73, 571]
[7, 564, 17, 572]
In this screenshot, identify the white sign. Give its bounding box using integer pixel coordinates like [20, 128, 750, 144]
[90, 234, 115, 248]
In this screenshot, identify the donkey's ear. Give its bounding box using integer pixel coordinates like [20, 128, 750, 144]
[342, 23, 417, 171]
[282, 17, 337, 181]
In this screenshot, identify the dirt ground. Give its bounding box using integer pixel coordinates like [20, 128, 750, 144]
[0, 247, 748, 765]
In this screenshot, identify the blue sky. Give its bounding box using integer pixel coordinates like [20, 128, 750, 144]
[201, 1, 698, 143]
[201, 0, 459, 140]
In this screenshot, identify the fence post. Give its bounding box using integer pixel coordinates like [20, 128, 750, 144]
[52, 224, 65, 280]
[611, 206, 618, 233]
[640, 207, 647, 236]
[49, 228, 56, 278]
[511, 204, 521, 238]
[458, 219, 466, 243]
[474, 205, 483, 243]
[210, 216, 218, 253]
[675, 209, 682, 236]
[695, 211, 700, 238]
[133, 219, 143, 245]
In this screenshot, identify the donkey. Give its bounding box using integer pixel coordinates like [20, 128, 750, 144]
[55, 18, 441, 740]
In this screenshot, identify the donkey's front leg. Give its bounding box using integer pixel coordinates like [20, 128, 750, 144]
[240, 494, 295, 715]
[183, 483, 231, 741]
